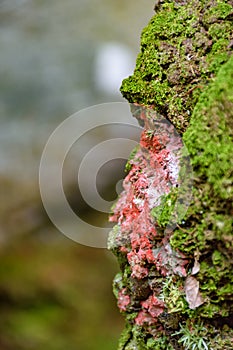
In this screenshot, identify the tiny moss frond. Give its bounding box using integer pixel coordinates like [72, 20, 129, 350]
[125, 145, 140, 172]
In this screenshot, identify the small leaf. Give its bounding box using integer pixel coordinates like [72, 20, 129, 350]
[185, 276, 204, 309]
[191, 258, 200, 275]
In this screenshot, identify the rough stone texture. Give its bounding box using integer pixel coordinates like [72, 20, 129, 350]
[108, 1, 233, 349]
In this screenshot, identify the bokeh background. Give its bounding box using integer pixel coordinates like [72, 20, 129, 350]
[0, 1, 152, 349]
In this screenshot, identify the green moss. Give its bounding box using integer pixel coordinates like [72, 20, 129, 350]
[151, 188, 178, 228]
[208, 22, 232, 40]
[146, 336, 174, 350]
[171, 55, 233, 320]
[123, 325, 148, 350]
[160, 276, 187, 314]
[183, 54, 233, 198]
[204, 2, 233, 22]
[118, 324, 132, 350]
[120, 326, 174, 350]
[125, 145, 140, 172]
[121, 0, 233, 133]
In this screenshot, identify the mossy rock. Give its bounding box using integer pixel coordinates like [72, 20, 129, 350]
[121, 0, 233, 133]
[112, 1, 233, 349]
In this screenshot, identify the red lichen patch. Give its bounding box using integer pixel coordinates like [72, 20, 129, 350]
[141, 294, 165, 318]
[109, 106, 191, 327]
[135, 295, 165, 326]
[140, 130, 168, 152]
[131, 265, 149, 279]
[117, 288, 131, 312]
[135, 310, 157, 326]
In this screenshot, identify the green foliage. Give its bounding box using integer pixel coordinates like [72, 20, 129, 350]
[118, 324, 132, 350]
[146, 336, 174, 350]
[150, 189, 178, 228]
[119, 327, 174, 350]
[172, 322, 209, 350]
[160, 276, 187, 314]
[204, 2, 233, 21]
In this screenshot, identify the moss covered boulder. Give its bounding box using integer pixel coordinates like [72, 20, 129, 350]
[109, 1, 233, 349]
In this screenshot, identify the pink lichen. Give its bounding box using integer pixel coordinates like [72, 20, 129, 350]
[127, 250, 149, 279]
[135, 310, 157, 326]
[118, 288, 131, 312]
[109, 105, 190, 328]
[135, 295, 165, 326]
[141, 294, 165, 318]
[131, 265, 149, 279]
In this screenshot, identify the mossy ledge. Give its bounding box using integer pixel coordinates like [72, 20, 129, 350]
[109, 1, 233, 349]
[121, 0, 233, 133]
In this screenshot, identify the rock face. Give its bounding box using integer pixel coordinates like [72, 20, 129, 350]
[108, 1, 233, 349]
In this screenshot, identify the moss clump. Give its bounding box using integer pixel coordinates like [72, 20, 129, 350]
[203, 2, 233, 22]
[170, 54, 233, 322]
[151, 188, 178, 228]
[119, 327, 174, 350]
[120, 0, 233, 133]
[159, 276, 187, 314]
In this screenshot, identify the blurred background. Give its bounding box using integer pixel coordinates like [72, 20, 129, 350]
[0, 1, 152, 349]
